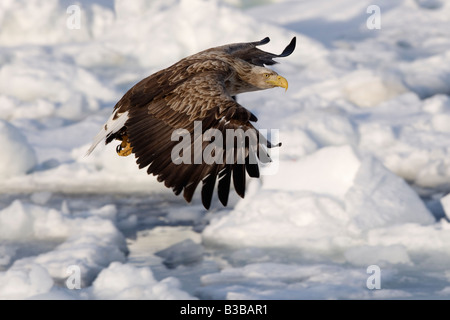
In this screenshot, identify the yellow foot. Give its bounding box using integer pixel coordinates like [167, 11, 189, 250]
[116, 135, 133, 157]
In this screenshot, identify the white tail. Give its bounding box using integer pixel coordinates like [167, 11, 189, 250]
[86, 110, 129, 156]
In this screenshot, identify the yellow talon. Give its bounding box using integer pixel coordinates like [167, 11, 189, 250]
[117, 135, 133, 157]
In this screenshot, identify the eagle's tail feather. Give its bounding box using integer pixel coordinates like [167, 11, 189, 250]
[85, 110, 129, 156]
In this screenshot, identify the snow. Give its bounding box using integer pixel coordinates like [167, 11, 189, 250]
[203, 146, 434, 253]
[155, 239, 205, 269]
[1, 0, 450, 300]
[90, 262, 195, 300]
[0, 120, 37, 178]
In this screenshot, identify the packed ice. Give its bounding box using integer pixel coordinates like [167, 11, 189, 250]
[1, 0, 450, 299]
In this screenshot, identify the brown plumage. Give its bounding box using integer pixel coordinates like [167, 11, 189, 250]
[87, 37, 296, 209]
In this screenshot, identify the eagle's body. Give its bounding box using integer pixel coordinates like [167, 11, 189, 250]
[87, 37, 296, 209]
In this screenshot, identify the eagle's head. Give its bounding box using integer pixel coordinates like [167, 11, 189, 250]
[261, 69, 288, 91]
[241, 66, 288, 92]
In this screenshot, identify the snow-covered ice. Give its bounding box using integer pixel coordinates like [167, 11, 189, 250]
[1, 0, 450, 300]
[0, 120, 37, 178]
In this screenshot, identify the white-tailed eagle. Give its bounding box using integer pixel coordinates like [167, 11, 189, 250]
[87, 37, 296, 209]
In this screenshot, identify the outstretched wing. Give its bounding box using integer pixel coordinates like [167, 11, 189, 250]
[122, 66, 271, 209]
[211, 36, 296, 67]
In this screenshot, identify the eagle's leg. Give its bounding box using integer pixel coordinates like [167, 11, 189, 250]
[116, 135, 133, 157]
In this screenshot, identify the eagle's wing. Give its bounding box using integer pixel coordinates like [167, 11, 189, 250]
[214, 37, 296, 67]
[122, 66, 270, 209]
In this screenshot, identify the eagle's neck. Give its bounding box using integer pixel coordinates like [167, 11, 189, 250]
[224, 59, 263, 95]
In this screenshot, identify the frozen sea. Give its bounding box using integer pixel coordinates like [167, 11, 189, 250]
[1, 0, 450, 300]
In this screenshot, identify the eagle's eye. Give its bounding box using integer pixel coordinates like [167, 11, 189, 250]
[264, 73, 270, 78]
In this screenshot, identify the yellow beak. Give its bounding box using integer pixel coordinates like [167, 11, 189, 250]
[267, 75, 288, 91]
